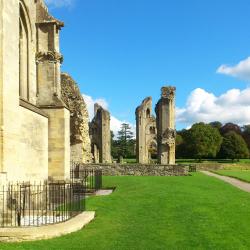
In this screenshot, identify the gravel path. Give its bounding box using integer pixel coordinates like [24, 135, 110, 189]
[201, 171, 250, 193]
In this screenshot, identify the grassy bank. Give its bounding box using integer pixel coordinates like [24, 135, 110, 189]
[2, 174, 250, 249]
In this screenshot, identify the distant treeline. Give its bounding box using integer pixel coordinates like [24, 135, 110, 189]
[176, 122, 250, 161]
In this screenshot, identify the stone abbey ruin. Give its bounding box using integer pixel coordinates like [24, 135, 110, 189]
[0, 0, 111, 185]
[89, 104, 112, 164]
[0, 0, 182, 238]
[136, 87, 176, 165]
[0, 0, 178, 186]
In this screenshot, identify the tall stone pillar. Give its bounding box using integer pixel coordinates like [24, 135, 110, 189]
[155, 86, 176, 165]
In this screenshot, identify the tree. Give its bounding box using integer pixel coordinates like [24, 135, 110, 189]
[209, 121, 222, 130]
[242, 125, 250, 152]
[116, 123, 135, 158]
[219, 131, 249, 161]
[175, 133, 187, 158]
[111, 131, 119, 159]
[220, 123, 242, 136]
[243, 125, 250, 134]
[185, 123, 222, 161]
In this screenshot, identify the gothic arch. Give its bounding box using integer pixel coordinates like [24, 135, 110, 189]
[147, 139, 157, 160]
[19, 0, 31, 100]
[19, 0, 32, 40]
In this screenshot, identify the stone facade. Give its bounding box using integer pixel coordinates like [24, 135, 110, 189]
[136, 97, 157, 164]
[89, 104, 111, 163]
[61, 73, 92, 163]
[0, 0, 89, 182]
[155, 87, 176, 164]
[136, 87, 176, 165]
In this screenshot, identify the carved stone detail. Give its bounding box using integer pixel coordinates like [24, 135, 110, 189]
[162, 128, 176, 146]
[36, 51, 63, 64]
[161, 86, 176, 100]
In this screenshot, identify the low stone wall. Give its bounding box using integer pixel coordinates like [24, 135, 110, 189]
[192, 163, 250, 171]
[79, 164, 189, 176]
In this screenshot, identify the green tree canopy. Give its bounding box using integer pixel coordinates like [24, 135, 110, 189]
[219, 131, 249, 161]
[113, 123, 135, 158]
[209, 121, 222, 130]
[185, 123, 222, 160]
[117, 123, 134, 142]
[242, 125, 250, 152]
[220, 123, 242, 135]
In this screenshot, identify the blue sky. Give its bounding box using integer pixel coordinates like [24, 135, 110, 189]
[46, 0, 250, 133]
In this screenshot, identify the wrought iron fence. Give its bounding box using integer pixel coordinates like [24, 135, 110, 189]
[70, 163, 102, 192]
[0, 168, 102, 228]
[0, 181, 85, 227]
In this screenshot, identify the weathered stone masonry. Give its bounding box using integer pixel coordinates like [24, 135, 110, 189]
[0, 0, 87, 182]
[136, 97, 157, 164]
[0, 0, 4, 180]
[77, 164, 188, 176]
[61, 73, 92, 163]
[136, 86, 176, 165]
[155, 86, 176, 165]
[89, 104, 111, 163]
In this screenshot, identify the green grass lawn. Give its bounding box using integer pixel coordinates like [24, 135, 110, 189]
[214, 170, 250, 183]
[2, 174, 250, 249]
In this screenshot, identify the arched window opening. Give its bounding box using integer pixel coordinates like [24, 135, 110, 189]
[148, 141, 157, 160]
[146, 108, 150, 118]
[150, 126, 156, 134]
[19, 3, 29, 100]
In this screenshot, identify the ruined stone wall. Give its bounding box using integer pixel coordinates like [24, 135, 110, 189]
[78, 164, 188, 176]
[136, 97, 157, 164]
[61, 73, 92, 163]
[90, 104, 111, 163]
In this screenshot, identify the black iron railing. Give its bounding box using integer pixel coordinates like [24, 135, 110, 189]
[70, 163, 102, 192]
[0, 168, 102, 228]
[0, 182, 85, 227]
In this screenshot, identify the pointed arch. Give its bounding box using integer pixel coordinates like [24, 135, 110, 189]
[19, 0, 32, 40]
[19, 0, 31, 100]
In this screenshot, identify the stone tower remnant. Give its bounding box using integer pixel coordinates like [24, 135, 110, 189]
[155, 86, 176, 164]
[136, 97, 157, 164]
[61, 73, 92, 163]
[90, 104, 112, 163]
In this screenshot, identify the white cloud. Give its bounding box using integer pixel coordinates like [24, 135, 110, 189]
[44, 0, 75, 8]
[82, 94, 108, 120]
[217, 57, 250, 81]
[177, 87, 250, 127]
[82, 94, 135, 137]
